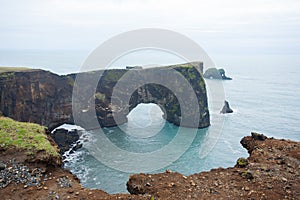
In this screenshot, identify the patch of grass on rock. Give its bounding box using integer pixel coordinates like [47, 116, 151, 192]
[0, 116, 59, 158]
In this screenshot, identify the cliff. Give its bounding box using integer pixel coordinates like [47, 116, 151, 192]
[0, 69, 73, 130]
[0, 62, 209, 130]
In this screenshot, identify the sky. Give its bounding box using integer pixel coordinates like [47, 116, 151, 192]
[0, 0, 299, 55]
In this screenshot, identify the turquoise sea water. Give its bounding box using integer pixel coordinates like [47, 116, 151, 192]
[0, 50, 299, 193]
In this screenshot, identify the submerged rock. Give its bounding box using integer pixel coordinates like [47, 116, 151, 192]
[220, 100, 233, 114]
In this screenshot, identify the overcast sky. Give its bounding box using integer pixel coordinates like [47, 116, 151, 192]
[0, 0, 299, 54]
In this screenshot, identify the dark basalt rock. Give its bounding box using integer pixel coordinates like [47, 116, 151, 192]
[50, 129, 80, 154]
[251, 132, 267, 141]
[203, 68, 232, 80]
[72, 141, 83, 152]
[0, 62, 210, 130]
[220, 100, 233, 114]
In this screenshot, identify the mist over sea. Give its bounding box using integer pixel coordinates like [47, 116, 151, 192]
[1, 49, 299, 193]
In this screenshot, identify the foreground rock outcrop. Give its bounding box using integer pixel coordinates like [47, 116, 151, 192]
[127, 133, 299, 199]
[0, 118, 299, 199]
[0, 116, 62, 167]
[0, 62, 209, 130]
[0, 117, 146, 199]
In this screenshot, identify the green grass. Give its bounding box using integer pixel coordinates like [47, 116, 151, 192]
[67, 76, 75, 86]
[95, 92, 106, 101]
[0, 116, 59, 157]
[0, 67, 31, 73]
[103, 69, 126, 82]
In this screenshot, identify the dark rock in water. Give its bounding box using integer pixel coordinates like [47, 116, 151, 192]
[72, 142, 83, 151]
[50, 129, 80, 154]
[218, 68, 232, 80]
[251, 132, 267, 141]
[203, 68, 232, 80]
[220, 100, 233, 114]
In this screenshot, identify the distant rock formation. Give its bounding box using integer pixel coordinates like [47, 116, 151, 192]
[203, 68, 232, 80]
[220, 100, 233, 114]
[0, 62, 210, 130]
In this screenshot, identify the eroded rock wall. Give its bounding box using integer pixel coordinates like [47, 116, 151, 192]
[0, 62, 209, 130]
[0, 70, 73, 130]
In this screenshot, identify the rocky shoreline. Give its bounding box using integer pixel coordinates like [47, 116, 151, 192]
[127, 133, 300, 199]
[0, 127, 299, 199]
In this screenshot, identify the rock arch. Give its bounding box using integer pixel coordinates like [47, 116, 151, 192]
[0, 62, 210, 130]
[76, 62, 210, 129]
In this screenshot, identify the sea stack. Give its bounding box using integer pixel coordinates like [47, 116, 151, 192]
[203, 68, 232, 80]
[220, 100, 233, 114]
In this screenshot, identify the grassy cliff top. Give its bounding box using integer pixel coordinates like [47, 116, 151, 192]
[0, 116, 59, 158]
[0, 67, 32, 73]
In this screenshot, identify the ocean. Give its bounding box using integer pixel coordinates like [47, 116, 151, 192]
[0, 49, 299, 193]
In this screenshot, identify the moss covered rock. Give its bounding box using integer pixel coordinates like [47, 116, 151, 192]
[0, 116, 61, 165]
[236, 157, 248, 168]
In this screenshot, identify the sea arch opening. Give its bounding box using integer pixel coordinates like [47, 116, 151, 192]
[125, 103, 166, 138]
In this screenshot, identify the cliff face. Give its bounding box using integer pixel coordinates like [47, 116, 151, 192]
[0, 70, 73, 130]
[0, 62, 209, 130]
